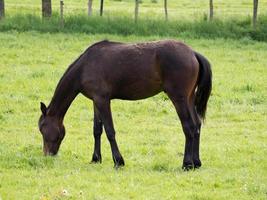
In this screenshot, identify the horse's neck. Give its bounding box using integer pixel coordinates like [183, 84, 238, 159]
[47, 67, 80, 120]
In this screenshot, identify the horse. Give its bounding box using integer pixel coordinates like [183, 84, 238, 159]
[38, 39, 212, 170]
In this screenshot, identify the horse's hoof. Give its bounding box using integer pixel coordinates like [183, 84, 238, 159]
[193, 159, 202, 169]
[90, 160, 102, 164]
[182, 162, 194, 171]
[114, 164, 124, 170]
[113, 156, 125, 169]
[91, 154, 102, 164]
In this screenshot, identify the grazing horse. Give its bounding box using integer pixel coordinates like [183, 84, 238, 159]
[38, 40, 212, 170]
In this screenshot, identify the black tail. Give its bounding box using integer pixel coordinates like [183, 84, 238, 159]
[194, 51, 212, 121]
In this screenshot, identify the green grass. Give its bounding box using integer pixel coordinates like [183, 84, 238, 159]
[0, 31, 266, 199]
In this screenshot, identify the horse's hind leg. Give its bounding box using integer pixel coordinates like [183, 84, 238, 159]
[188, 96, 202, 168]
[93, 97, 125, 168]
[91, 103, 103, 163]
[166, 91, 198, 170]
[190, 101, 202, 168]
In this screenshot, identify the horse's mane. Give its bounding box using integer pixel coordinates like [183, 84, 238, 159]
[49, 48, 86, 109]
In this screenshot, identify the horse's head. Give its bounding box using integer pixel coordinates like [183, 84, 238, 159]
[38, 102, 65, 156]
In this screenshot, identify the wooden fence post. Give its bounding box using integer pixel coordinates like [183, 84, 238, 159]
[42, 0, 52, 18]
[88, 0, 93, 16]
[60, 0, 64, 27]
[100, 0, 104, 16]
[135, 0, 139, 23]
[209, 0, 213, 21]
[0, 0, 5, 19]
[253, 0, 258, 28]
[164, 0, 168, 21]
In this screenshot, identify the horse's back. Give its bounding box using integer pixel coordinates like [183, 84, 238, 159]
[80, 40, 199, 100]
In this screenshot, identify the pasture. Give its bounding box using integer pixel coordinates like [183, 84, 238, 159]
[0, 31, 266, 200]
[0, 1, 267, 200]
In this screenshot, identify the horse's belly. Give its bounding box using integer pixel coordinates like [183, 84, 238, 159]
[114, 79, 163, 100]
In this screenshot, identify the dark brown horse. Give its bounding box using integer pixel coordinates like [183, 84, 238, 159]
[38, 40, 212, 170]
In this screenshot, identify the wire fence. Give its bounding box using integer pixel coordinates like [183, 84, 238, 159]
[0, 0, 266, 26]
[0, 0, 267, 27]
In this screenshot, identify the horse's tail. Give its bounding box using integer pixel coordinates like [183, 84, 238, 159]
[194, 51, 212, 122]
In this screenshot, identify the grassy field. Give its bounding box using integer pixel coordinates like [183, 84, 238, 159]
[0, 1, 267, 199]
[0, 31, 266, 199]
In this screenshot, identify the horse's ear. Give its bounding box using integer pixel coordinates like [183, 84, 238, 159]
[40, 102, 47, 116]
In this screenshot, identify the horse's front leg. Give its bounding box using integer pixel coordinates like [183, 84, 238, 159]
[93, 97, 125, 168]
[91, 103, 103, 163]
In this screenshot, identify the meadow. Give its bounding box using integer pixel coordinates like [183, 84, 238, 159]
[0, 1, 267, 200]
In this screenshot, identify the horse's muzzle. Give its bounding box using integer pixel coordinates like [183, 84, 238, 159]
[43, 143, 58, 156]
